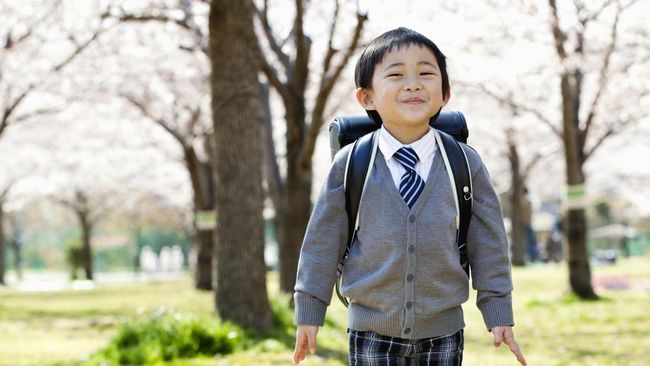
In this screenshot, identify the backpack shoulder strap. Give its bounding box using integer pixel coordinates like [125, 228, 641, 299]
[336, 130, 378, 307]
[434, 130, 473, 277]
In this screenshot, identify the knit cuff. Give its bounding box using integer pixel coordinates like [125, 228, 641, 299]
[294, 292, 328, 326]
[478, 295, 514, 331]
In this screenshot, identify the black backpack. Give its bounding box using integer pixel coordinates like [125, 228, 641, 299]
[328, 111, 473, 307]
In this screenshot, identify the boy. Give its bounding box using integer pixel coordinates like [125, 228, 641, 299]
[292, 27, 526, 365]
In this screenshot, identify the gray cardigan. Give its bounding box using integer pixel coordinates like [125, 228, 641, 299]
[294, 141, 514, 339]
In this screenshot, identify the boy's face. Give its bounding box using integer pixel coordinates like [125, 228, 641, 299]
[356, 44, 450, 132]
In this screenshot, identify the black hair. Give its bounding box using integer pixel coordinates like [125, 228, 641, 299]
[354, 27, 450, 124]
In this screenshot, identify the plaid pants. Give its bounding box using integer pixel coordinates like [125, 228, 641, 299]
[348, 329, 464, 366]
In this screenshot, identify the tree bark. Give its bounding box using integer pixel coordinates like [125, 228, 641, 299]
[209, 0, 271, 331]
[278, 167, 312, 292]
[508, 136, 526, 266]
[185, 146, 215, 290]
[77, 210, 94, 281]
[77, 211, 94, 280]
[548, 0, 602, 299]
[561, 72, 597, 299]
[194, 228, 213, 289]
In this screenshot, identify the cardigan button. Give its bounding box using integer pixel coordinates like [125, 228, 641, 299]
[404, 328, 411, 334]
[409, 215, 416, 223]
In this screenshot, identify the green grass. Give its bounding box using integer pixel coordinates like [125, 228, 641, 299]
[1, 256, 649, 366]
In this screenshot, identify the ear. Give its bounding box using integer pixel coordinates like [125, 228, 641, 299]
[355, 88, 376, 110]
[442, 88, 452, 106]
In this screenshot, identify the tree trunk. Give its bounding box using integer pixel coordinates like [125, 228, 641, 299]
[561, 73, 597, 299]
[278, 168, 312, 293]
[79, 213, 94, 280]
[275, 92, 313, 292]
[508, 138, 526, 266]
[10, 215, 22, 279]
[132, 224, 142, 273]
[258, 7, 366, 294]
[0, 203, 5, 285]
[186, 146, 216, 290]
[209, 0, 271, 331]
[12, 238, 22, 281]
[194, 228, 213, 289]
[566, 208, 593, 296]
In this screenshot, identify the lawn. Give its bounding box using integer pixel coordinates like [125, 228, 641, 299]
[0, 256, 648, 366]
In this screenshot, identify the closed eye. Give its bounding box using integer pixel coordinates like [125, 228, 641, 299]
[420, 72, 435, 76]
[387, 73, 402, 77]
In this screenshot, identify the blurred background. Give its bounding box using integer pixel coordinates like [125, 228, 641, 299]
[0, 0, 648, 365]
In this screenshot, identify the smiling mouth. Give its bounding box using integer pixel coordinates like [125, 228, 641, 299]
[403, 98, 424, 104]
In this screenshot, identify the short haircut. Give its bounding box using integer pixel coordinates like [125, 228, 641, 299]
[354, 27, 450, 124]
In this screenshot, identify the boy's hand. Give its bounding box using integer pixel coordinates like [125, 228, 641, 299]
[492, 326, 527, 365]
[293, 324, 319, 364]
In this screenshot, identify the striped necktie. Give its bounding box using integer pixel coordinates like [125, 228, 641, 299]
[394, 147, 425, 209]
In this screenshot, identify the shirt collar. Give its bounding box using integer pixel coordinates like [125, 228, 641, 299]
[378, 125, 436, 162]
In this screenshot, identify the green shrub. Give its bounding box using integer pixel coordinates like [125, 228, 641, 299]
[82, 308, 243, 365]
[64, 237, 84, 280]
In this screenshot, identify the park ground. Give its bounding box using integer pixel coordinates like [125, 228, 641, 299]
[0, 256, 649, 366]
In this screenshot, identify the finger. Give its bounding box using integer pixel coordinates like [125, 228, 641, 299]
[293, 332, 307, 364]
[503, 336, 527, 366]
[492, 329, 504, 347]
[510, 343, 527, 366]
[292, 345, 303, 364]
[292, 341, 306, 364]
[307, 330, 318, 354]
[292, 347, 303, 364]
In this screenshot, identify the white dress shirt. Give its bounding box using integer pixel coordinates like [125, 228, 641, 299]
[378, 125, 437, 189]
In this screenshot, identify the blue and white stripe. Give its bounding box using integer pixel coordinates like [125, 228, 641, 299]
[394, 147, 425, 209]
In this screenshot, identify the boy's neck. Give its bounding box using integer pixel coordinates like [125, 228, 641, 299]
[383, 124, 430, 145]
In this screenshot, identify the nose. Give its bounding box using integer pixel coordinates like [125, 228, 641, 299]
[403, 76, 421, 91]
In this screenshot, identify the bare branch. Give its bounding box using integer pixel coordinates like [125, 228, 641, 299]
[11, 106, 62, 124]
[110, 6, 207, 55]
[580, 0, 615, 23]
[254, 1, 291, 71]
[322, 0, 341, 74]
[259, 47, 292, 103]
[548, 0, 568, 60]
[188, 105, 202, 138]
[291, 0, 311, 92]
[1, 178, 20, 200]
[620, 0, 643, 12]
[260, 82, 284, 211]
[523, 145, 561, 179]
[294, 0, 306, 66]
[3, 1, 61, 51]
[583, 117, 637, 162]
[52, 23, 112, 73]
[468, 82, 563, 138]
[0, 84, 35, 135]
[302, 11, 367, 166]
[1, 12, 113, 135]
[112, 13, 191, 31]
[582, 2, 621, 145]
[122, 94, 189, 148]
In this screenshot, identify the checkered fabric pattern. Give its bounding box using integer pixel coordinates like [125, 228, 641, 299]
[348, 329, 464, 366]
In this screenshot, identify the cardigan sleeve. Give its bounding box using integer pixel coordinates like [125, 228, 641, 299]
[293, 146, 350, 326]
[464, 147, 515, 331]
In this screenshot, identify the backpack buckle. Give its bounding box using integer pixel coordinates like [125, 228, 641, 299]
[463, 186, 472, 201]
